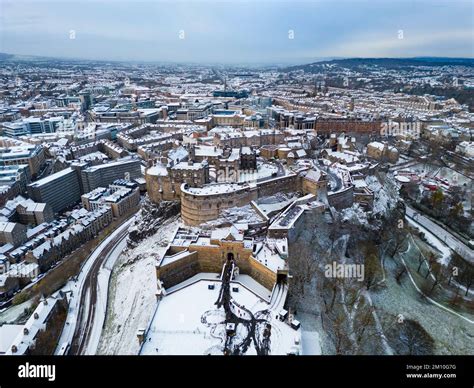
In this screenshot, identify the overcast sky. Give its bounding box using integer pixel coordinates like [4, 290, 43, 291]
[0, 0, 472, 64]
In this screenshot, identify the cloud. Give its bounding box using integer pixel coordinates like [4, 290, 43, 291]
[0, 0, 472, 63]
[318, 28, 474, 58]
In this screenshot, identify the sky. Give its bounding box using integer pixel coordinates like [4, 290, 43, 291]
[0, 0, 472, 64]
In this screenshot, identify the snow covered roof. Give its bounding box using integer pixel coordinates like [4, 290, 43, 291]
[172, 161, 207, 171]
[0, 325, 23, 354]
[31, 241, 51, 259]
[296, 149, 306, 158]
[5, 293, 64, 355]
[147, 163, 168, 177]
[0, 222, 17, 233]
[0, 274, 9, 287]
[211, 225, 244, 242]
[241, 146, 253, 155]
[303, 169, 324, 183]
[323, 149, 360, 164]
[368, 141, 385, 151]
[194, 145, 223, 157]
[353, 178, 368, 189]
[29, 167, 73, 188]
[183, 182, 253, 196]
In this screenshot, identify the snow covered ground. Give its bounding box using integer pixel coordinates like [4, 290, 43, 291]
[370, 263, 474, 355]
[410, 163, 471, 187]
[97, 217, 180, 355]
[301, 330, 322, 355]
[140, 278, 301, 355]
[406, 216, 451, 265]
[406, 205, 473, 263]
[366, 175, 398, 216]
[256, 192, 299, 217]
[0, 299, 34, 324]
[340, 204, 370, 227]
[165, 273, 273, 302]
[205, 204, 264, 227]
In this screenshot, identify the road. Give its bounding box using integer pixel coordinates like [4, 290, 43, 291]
[55, 218, 133, 355]
[405, 205, 473, 263]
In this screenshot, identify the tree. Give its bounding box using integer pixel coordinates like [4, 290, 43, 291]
[364, 252, 382, 290]
[400, 181, 420, 201]
[416, 254, 426, 274]
[320, 273, 340, 314]
[287, 240, 320, 296]
[386, 318, 435, 355]
[449, 186, 465, 206]
[332, 311, 350, 354]
[449, 202, 464, 219]
[429, 261, 443, 292]
[424, 253, 437, 279]
[459, 266, 474, 297]
[379, 208, 408, 259]
[431, 189, 444, 213]
[352, 299, 378, 353]
[395, 265, 407, 285]
[448, 286, 463, 307]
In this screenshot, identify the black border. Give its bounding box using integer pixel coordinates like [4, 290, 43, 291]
[0, 356, 472, 387]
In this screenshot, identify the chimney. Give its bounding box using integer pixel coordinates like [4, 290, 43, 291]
[137, 328, 146, 345]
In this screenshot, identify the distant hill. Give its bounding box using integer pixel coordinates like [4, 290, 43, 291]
[1, 52, 473, 69]
[0, 53, 14, 61]
[286, 57, 474, 72]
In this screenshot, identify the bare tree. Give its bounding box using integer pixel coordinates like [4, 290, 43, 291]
[395, 265, 407, 285]
[365, 252, 382, 290]
[416, 253, 426, 274]
[459, 267, 474, 296]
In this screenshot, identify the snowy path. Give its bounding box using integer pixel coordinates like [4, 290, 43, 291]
[399, 256, 474, 325]
[406, 206, 473, 263]
[406, 215, 452, 265]
[399, 217, 474, 324]
[364, 291, 394, 355]
[406, 216, 474, 298]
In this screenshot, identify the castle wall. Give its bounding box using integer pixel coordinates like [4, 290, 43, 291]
[328, 186, 354, 209]
[179, 173, 303, 226]
[156, 241, 277, 291]
[155, 251, 200, 289]
[180, 185, 258, 226]
[145, 173, 180, 202]
[256, 174, 300, 198]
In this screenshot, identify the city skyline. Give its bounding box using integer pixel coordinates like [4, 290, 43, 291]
[0, 0, 473, 65]
[0, 0, 473, 378]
